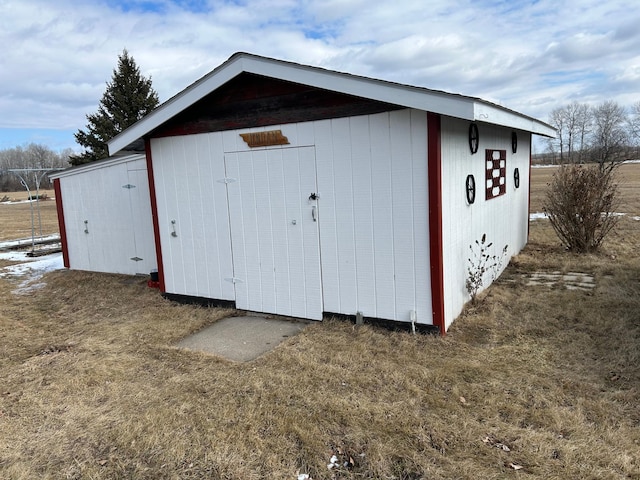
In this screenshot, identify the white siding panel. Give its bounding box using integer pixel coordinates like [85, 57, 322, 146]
[126, 164, 156, 273]
[369, 113, 396, 319]
[440, 116, 530, 329]
[254, 151, 277, 313]
[409, 110, 431, 324]
[61, 176, 90, 270]
[151, 109, 431, 324]
[151, 134, 235, 300]
[59, 156, 155, 276]
[314, 110, 432, 323]
[314, 119, 340, 313]
[226, 147, 322, 319]
[389, 110, 417, 321]
[293, 147, 323, 318]
[204, 133, 235, 300]
[350, 116, 376, 316]
[331, 117, 358, 314]
[224, 152, 250, 307]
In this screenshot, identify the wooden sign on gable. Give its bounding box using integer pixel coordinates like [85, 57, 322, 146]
[239, 130, 289, 148]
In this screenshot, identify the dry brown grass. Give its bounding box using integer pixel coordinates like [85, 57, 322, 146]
[1, 169, 639, 479]
[530, 162, 640, 215]
[0, 190, 59, 241]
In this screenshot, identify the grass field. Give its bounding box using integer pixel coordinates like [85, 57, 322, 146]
[0, 168, 639, 479]
[0, 190, 58, 241]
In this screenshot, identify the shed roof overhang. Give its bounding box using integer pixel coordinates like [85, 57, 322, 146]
[49, 153, 146, 180]
[107, 52, 556, 155]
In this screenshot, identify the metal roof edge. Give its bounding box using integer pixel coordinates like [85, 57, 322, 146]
[473, 102, 556, 137]
[49, 153, 146, 179]
[107, 52, 555, 154]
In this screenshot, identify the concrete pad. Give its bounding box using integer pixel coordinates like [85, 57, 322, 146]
[176, 314, 310, 362]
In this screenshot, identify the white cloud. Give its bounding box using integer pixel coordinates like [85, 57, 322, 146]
[0, 0, 638, 147]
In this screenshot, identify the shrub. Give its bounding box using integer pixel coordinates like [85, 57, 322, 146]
[466, 234, 508, 304]
[544, 163, 620, 252]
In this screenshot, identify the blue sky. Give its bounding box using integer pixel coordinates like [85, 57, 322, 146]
[1, 0, 639, 154]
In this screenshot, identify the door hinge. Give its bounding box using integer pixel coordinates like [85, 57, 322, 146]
[224, 277, 244, 284]
[217, 177, 237, 184]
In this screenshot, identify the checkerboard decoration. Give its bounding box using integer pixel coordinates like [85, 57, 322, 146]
[485, 149, 506, 200]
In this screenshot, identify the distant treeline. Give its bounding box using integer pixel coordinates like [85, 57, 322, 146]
[0, 144, 72, 192]
[542, 100, 640, 166]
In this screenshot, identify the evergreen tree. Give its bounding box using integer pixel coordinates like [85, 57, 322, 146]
[70, 50, 159, 165]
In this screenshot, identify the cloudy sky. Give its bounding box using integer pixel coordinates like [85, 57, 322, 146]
[1, 0, 638, 153]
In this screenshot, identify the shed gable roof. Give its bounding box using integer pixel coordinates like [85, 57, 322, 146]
[108, 52, 555, 155]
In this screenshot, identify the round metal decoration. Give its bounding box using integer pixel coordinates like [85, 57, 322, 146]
[511, 131, 518, 153]
[469, 123, 479, 154]
[466, 174, 476, 204]
[514, 168, 520, 188]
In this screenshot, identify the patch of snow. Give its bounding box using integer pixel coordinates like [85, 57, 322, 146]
[0, 234, 60, 250]
[0, 252, 63, 295]
[530, 211, 638, 221]
[529, 212, 548, 220]
[532, 160, 640, 168]
[0, 198, 41, 205]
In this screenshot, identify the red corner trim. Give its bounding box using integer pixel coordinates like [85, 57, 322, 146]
[527, 133, 532, 239]
[427, 112, 445, 335]
[53, 178, 70, 268]
[145, 139, 166, 293]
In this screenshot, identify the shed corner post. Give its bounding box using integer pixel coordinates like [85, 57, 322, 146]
[53, 178, 70, 268]
[144, 138, 166, 293]
[427, 112, 446, 335]
[527, 133, 533, 240]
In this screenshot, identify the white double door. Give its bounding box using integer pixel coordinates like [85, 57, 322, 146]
[225, 146, 323, 320]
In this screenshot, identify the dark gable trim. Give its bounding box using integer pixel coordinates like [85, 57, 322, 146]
[149, 73, 403, 139]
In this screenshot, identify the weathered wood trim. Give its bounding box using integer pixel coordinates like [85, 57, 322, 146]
[239, 129, 289, 147]
[427, 112, 445, 335]
[145, 139, 165, 293]
[53, 178, 70, 269]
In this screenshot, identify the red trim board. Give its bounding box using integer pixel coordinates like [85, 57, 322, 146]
[145, 139, 166, 292]
[53, 178, 70, 268]
[427, 113, 445, 335]
[527, 133, 532, 239]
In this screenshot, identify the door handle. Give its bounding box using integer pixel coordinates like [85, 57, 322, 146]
[312, 205, 317, 222]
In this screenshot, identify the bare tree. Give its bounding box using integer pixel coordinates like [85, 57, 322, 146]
[590, 100, 628, 170]
[566, 102, 591, 163]
[547, 102, 592, 164]
[0, 144, 70, 191]
[628, 101, 640, 158]
[547, 106, 567, 163]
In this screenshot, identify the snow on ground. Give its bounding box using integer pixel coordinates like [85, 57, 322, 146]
[0, 234, 60, 250]
[530, 212, 548, 220]
[529, 212, 640, 221]
[0, 250, 64, 294]
[0, 198, 55, 205]
[532, 160, 640, 168]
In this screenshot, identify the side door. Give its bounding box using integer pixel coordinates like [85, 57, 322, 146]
[225, 146, 322, 320]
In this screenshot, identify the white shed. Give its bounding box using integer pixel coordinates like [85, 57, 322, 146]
[102, 52, 553, 333]
[51, 153, 156, 276]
